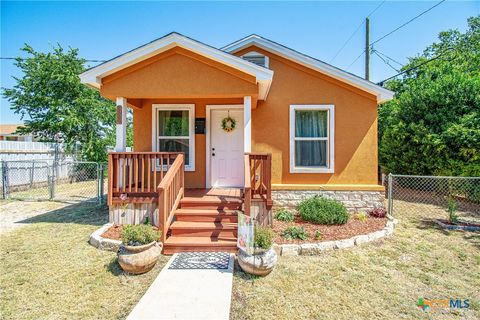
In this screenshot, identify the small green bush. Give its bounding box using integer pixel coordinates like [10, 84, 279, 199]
[121, 224, 161, 246]
[298, 196, 349, 225]
[275, 209, 294, 222]
[254, 225, 275, 249]
[314, 230, 322, 240]
[281, 226, 309, 241]
[447, 197, 459, 224]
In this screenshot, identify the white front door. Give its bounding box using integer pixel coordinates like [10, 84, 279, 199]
[210, 108, 244, 187]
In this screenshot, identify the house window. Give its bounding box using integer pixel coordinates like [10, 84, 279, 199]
[152, 104, 195, 171]
[289, 105, 334, 173]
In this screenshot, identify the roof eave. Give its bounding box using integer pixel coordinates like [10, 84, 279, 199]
[222, 36, 395, 104]
[79, 33, 273, 100]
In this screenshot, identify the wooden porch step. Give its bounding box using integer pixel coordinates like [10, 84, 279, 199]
[163, 236, 237, 254]
[170, 221, 237, 237]
[180, 197, 243, 210]
[174, 208, 238, 222]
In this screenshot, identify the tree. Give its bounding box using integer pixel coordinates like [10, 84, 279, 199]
[2, 44, 116, 162]
[379, 16, 480, 176]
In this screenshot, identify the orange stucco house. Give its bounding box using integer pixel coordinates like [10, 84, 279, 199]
[80, 33, 394, 253]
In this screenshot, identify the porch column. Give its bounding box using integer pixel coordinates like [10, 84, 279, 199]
[115, 97, 127, 152]
[244, 96, 252, 153]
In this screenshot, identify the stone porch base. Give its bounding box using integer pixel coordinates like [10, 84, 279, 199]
[272, 190, 385, 212]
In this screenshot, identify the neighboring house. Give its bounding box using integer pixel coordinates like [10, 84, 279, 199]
[0, 124, 35, 141]
[80, 32, 394, 253]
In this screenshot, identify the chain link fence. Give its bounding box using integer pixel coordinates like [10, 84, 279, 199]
[1, 160, 107, 204]
[387, 174, 480, 224]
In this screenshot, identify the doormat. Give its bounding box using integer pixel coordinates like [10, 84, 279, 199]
[169, 252, 230, 270]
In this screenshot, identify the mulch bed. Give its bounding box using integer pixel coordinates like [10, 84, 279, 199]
[273, 216, 387, 244]
[101, 225, 161, 241]
[101, 225, 124, 241]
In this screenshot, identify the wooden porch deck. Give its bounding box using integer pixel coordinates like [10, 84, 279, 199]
[107, 152, 272, 254]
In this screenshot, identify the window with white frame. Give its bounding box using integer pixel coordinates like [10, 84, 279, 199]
[152, 104, 195, 170]
[289, 105, 334, 173]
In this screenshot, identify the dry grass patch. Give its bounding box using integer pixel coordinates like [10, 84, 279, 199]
[0, 202, 169, 320]
[231, 200, 480, 320]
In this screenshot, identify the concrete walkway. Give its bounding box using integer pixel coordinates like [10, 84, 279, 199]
[127, 253, 235, 320]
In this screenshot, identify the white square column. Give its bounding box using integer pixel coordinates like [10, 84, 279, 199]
[244, 96, 252, 153]
[115, 97, 127, 152]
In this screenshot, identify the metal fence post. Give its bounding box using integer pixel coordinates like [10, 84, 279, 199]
[387, 173, 393, 217]
[97, 163, 104, 204]
[1, 161, 9, 199]
[30, 160, 35, 188]
[49, 162, 56, 200]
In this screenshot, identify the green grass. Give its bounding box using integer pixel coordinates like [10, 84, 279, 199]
[231, 200, 480, 319]
[0, 202, 169, 320]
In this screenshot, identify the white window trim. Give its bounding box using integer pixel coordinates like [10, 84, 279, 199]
[151, 104, 195, 171]
[289, 104, 335, 174]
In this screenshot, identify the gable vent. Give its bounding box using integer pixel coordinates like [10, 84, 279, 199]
[241, 52, 269, 68]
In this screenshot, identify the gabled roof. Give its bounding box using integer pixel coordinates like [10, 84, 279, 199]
[80, 32, 274, 100]
[222, 34, 394, 103]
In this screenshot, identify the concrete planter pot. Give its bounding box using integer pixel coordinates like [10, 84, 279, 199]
[238, 248, 277, 276]
[117, 241, 162, 274]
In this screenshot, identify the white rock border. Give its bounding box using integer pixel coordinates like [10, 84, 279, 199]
[89, 223, 122, 252]
[273, 216, 398, 256]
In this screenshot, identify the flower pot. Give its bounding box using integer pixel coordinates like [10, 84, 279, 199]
[117, 241, 162, 274]
[238, 247, 277, 276]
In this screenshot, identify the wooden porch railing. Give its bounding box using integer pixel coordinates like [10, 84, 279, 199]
[157, 154, 184, 243]
[243, 153, 272, 216]
[107, 152, 182, 206]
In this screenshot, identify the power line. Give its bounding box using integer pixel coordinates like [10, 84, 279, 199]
[372, 49, 400, 72]
[370, 0, 446, 46]
[377, 47, 454, 85]
[347, 0, 445, 72]
[0, 57, 106, 63]
[346, 49, 366, 70]
[374, 49, 403, 67]
[330, 0, 386, 63]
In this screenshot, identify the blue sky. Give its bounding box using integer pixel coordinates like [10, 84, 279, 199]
[1, 1, 478, 123]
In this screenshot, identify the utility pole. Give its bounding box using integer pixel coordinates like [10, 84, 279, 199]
[365, 17, 370, 80]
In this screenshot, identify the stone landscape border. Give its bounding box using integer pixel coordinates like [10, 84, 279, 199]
[273, 216, 398, 256]
[89, 223, 122, 252]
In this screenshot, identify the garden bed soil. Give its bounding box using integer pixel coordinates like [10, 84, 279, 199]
[100, 225, 161, 241]
[273, 216, 387, 244]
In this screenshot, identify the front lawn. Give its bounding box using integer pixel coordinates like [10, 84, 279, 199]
[0, 201, 169, 320]
[231, 200, 480, 319]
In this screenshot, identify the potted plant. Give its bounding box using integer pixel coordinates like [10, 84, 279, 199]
[117, 224, 162, 274]
[238, 225, 277, 276]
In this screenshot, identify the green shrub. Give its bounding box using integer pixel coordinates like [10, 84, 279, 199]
[298, 196, 349, 225]
[121, 224, 161, 246]
[275, 209, 294, 222]
[314, 230, 322, 240]
[281, 226, 309, 241]
[254, 225, 275, 249]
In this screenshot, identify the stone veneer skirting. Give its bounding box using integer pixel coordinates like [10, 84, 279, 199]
[272, 190, 385, 212]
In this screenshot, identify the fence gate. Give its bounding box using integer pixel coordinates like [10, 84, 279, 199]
[387, 174, 480, 223]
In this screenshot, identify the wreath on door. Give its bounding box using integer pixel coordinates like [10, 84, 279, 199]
[221, 115, 236, 133]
